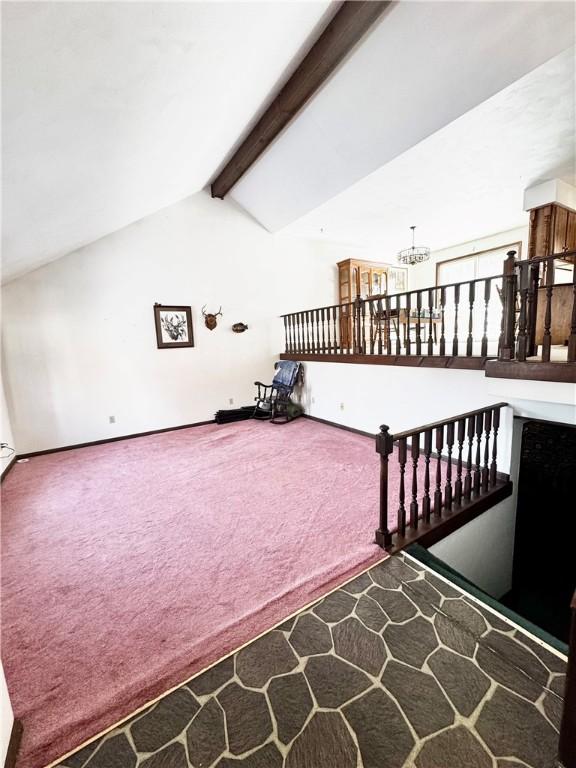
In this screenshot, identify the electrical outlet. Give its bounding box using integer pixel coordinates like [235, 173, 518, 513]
[109, 415, 116, 424]
[339, 402, 345, 411]
[311, 396, 315, 404]
[229, 398, 234, 405]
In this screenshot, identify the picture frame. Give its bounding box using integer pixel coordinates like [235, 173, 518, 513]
[387, 266, 408, 294]
[154, 304, 194, 349]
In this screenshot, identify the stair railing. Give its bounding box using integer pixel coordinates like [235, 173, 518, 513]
[375, 403, 510, 551]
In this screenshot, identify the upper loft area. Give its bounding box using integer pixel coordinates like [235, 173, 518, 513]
[279, 185, 576, 386]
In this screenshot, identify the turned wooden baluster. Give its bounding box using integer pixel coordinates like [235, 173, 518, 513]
[322, 308, 327, 352]
[283, 316, 289, 352]
[416, 291, 423, 355]
[316, 309, 322, 353]
[422, 429, 432, 523]
[332, 306, 338, 353]
[526, 262, 540, 357]
[454, 418, 465, 506]
[410, 433, 420, 530]
[397, 437, 407, 538]
[295, 313, 302, 353]
[439, 287, 446, 356]
[569, 263, 576, 362]
[305, 311, 311, 353]
[481, 279, 491, 357]
[385, 296, 392, 355]
[287, 315, 294, 353]
[368, 301, 375, 354]
[466, 282, 475, 356]
[542, 257, 554, 363]
[325, 307, 332, 353]
[516, 264, 529, 362]
[444, 422, 454, 510]
[405, 293, 412, 355]
[490, 407, 500, 486]
[395, 295, 402, 355]
[473, 412, 483, 495]
[361, 299, 367, 354]
[482, 409, 492, 492]
[375, 425, 393, 549]
[452, 284, 460, 356]
[427, 289, 434, 355]
[377, 298, 384, 354]
[464, 414, 475, 500]
[434, 426, 444, 516]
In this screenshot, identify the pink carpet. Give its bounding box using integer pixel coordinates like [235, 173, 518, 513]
[2, 419, 396, 768]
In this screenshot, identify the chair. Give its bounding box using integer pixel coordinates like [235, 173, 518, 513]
[253, 361, 302, 423]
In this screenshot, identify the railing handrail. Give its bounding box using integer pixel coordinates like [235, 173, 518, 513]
[279, 272, 505, 318]
[387, 402, 508, 441]
[516, 249, 576, 266]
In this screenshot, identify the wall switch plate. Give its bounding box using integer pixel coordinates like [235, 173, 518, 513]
[109, 415, 116, 424]
[311, 397, 315, 404]
[340, 403, 345, 411]
[229, 398, 234, 405]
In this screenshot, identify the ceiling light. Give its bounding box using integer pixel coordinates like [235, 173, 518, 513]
[397, 226, 430, 265]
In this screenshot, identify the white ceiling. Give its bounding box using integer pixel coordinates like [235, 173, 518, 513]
[231, 1, 575, 233]
[2, 1, 575, 284]
[1, 1, 334, 282]
[282, 47, 576, 253]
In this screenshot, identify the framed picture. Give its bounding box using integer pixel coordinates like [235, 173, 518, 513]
[154, 304, 194, 349]
[388, 266, 408, 294]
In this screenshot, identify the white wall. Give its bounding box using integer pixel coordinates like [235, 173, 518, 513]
[299, 361, 576, 471]
[409, 225, 529, 290]
[0, 366, 16, 473]
[428, 417, 525, 598]
[0, 662, 14, 767]
[1, 191, 342, 453]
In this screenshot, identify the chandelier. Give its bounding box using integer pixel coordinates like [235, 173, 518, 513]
[397, 226, 430, 265]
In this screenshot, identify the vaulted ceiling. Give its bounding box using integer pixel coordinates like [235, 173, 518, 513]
[2, 1, 575, 283]
[1, 1, 335, 281]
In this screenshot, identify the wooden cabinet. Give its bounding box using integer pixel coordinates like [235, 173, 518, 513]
[337, 259, 391, 348]
[338, 258, 389, 304]
[528, 203, 576, 260]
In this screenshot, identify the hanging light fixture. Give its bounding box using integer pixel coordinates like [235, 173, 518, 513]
[397, 225, 430, 265]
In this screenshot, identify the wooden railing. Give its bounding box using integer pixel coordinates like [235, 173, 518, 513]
[282, 274, 506, 361]
[559, 590, 576, 768]
[499, 250, 576, 364]
[374, 403, 511, 552]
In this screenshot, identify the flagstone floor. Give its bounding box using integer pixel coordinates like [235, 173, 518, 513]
[57, 553, 567, 768]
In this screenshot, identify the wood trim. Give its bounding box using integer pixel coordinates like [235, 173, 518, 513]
[302, 414, 375, 438]
[16, 420, 216, 460]
[281, 353, 492, 370]
[210, 1, 391, 199]
[386, 481, 513, 554]
[3, 719, 23, 768]
[1, 454, 17, 483]
[485, 360, 576, 384]
[434, 241, 522, 287]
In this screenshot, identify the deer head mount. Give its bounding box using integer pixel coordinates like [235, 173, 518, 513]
[202, 305, 222, 331]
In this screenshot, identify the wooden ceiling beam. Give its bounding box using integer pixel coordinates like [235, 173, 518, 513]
[210, 0, 392, 200]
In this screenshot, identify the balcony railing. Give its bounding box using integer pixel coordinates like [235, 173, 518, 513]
[499, 250, 576, 365]
[281, 250, 576, 381]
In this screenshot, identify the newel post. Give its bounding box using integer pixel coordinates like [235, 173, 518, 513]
[499, 251, 518, 361]
[559, 592, 576, 768]
[375, 424, 394, 549]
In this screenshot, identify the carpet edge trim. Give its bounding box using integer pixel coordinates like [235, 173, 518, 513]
[43, 552, 389, 768]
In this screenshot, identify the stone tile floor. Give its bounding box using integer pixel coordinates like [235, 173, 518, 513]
[57, 553, 567, 768]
